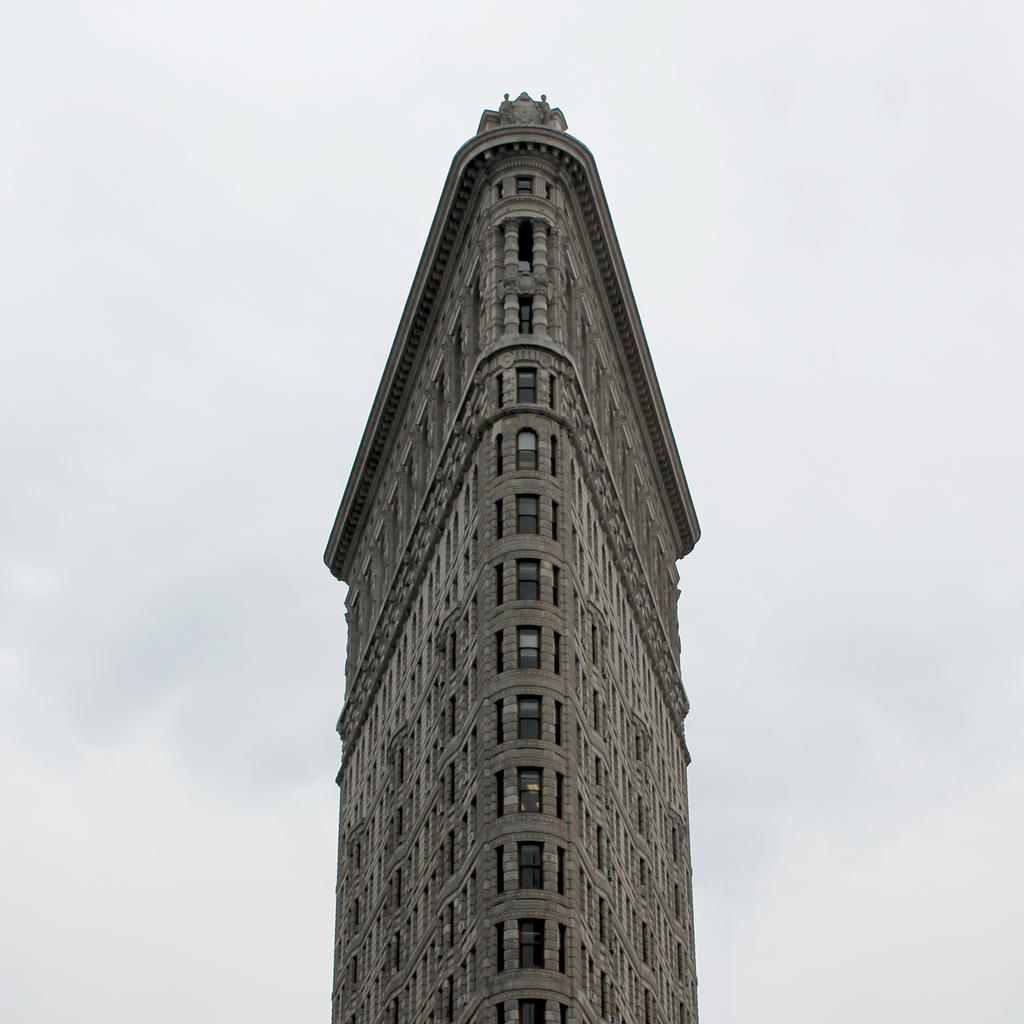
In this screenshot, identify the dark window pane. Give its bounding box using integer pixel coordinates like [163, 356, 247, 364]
[519, 842, 543, 888]
[518, 298, 533, 334]
[516, 559, 539, 600]
[518, 921, 544, 968]
[517, 695, 541, 739]
[517, 222, 533, 271]
[516, 495, 538, 533]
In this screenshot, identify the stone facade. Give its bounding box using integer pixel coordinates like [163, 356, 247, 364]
[324, 94, 701, 1024]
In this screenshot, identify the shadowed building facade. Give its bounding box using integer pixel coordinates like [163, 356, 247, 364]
[324, 94, 701, 1024]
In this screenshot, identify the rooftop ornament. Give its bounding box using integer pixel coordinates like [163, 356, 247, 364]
[477, 91, 568, 135]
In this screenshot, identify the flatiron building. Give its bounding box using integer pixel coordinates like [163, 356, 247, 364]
[324, 93, 701, 1024]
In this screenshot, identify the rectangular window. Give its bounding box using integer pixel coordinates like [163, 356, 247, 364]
[495, 498, 503, 539]
[551, 500, 559, 539]
[558, 923, 566, 972]
[519, 920, 544, 968]
[496, 845, 504, 894]
[495, 563, 504, 605]
[552, 565, 560, 606]
[554, 701, 562, 745]
[496, 372, 504, 408]
[518, 767, 542, 813]
[516, 495, 538, 533]
[553, 632, 561, 675]
[518, 222, 533, 272]
[550, 435, 557, 475]
[516, 175, 533, 194]
[516, 368, 536, 403]
[497, 1004, 505, 1024]
[496, 922, 505, 972]
[518, 297, 533, 335]
[495, 698, 504, 744]
[557, 846, 565, 894]
[516, 559, 539, 599]
[517, 626, 540, 668]
[495, 771, 504, 817]
[518, 842, 543, 888]
[496, 630, 504, 672]
[549, 373, 556, 409]
[519, 999, 546, 1024]
[555, 772, 564, 818]
[517, 695, 541, 739]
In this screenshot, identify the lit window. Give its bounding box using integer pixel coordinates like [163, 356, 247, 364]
[517, 767, 542, 812]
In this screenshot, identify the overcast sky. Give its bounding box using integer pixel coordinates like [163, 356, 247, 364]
[2, 2, 1022, 1022]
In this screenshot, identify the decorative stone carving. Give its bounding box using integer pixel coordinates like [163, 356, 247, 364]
[477, 92, 569, 134]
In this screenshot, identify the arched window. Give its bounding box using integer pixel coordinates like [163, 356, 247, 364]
[516, 429, 537, 470]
